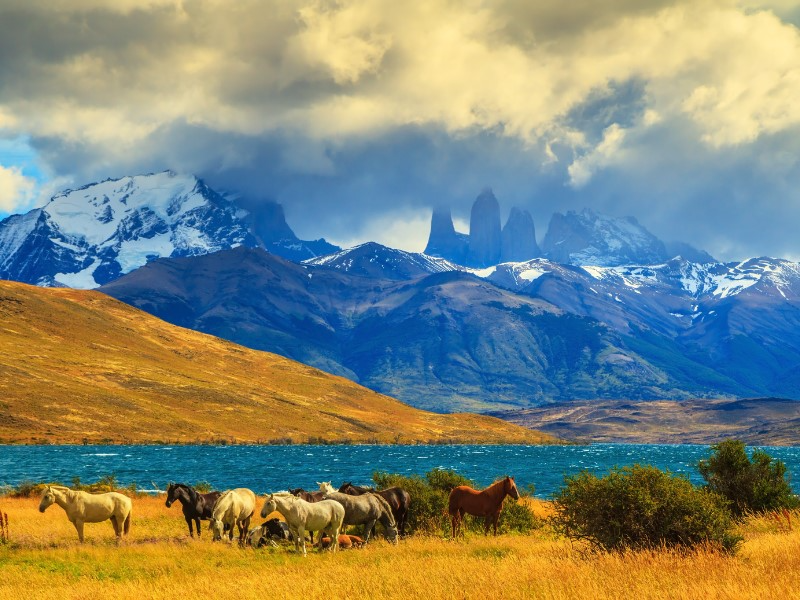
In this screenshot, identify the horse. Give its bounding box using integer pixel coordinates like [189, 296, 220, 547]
[338, 481, 412, 537]
[259, 493, 344, 556]
[319, 481, 398, 543]
[288, 487, 325, 543]
[38, 485, 132, 543]
[245, 518, 292, 548]
[448, 475, 520, 538]
[210, 488, 256, 546]
[164, 483, 221, 538]
[318, 533, 364, 549]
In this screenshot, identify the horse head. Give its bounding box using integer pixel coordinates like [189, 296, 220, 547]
[210, 518, 225, 541]
[505, 476, 520, 500]
[165, 483, 176, 507]
[260, 494, 276, 519]
[38, 486, 56, 513]
[317, 481, 336, 494]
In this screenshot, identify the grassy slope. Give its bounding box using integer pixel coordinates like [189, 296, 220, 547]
[0, 280, 558, 445]
[1, 495, 798, 600]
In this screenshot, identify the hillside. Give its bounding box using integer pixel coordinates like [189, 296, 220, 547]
[492, 398, 800, 445]
[0, 280, 558, 445]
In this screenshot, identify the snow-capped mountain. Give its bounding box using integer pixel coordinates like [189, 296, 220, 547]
[541, 208, 669, 266]
[304, 242, 461, 280]
[0, 171, 256, 288]
[0, 171, 339, 288]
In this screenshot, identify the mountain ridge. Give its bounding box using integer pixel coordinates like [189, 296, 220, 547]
[0, 279, 557, 444]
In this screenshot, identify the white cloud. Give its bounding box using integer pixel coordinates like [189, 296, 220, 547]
[568, 124, 627, 188]
[327, 211, 432, 252]
[2, 0, 800, 199]
[0, 166, 35, 212]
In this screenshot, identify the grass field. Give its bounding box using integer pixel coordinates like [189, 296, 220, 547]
[1, 495, 798, 600]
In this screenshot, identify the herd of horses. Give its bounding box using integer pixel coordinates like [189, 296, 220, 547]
[37, 476, 521, 554]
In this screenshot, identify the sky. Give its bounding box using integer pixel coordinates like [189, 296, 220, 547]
[2, 0, 800, 261]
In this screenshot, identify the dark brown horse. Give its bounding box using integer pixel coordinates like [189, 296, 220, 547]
[288, 488, 326, 543]
[165, 483, 222, 538]
[338, 482, 412, 537]
[448, 476, 520, 538]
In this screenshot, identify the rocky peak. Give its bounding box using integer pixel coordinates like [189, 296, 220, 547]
[424, 206, 469, 264]
[501, 207, 541, 263]
[542, 208, 669, 266]
[467, 188, 502, 267]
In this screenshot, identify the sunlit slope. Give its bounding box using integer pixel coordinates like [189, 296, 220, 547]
[0, 281, 558, 444]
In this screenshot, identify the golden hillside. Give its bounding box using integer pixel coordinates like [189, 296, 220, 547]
[0, 280, 558, 444]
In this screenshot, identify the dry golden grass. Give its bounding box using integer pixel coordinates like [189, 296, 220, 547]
[1, 496, 799, 600]
[0, 280, 559, 445]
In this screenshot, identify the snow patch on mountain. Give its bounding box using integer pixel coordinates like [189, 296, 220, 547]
[0, 171, 257, 288]
[305, 242, 462, 280]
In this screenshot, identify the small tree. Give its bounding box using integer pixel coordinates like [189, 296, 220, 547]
[552, 464, 740, 553]
[698, 439, 798, 517]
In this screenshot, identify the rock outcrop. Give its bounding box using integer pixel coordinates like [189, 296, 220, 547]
[423, 206, 469, 264]
[501, 207, 540, 263]
[467, 189, 502, 267]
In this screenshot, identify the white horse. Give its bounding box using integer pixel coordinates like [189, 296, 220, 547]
[210, 488, 256, 545]
[318, 481, 398, 543]
[260, 492, 344, 556]
[38, 485, 132, 543]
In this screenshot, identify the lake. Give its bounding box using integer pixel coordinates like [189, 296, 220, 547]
[2, 444, 799, 497]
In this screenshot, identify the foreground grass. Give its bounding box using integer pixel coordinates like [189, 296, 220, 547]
[0, 496, 799, 599]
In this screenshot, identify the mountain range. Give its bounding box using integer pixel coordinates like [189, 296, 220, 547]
[0, 171, 337, 288]
[2, 171, 800, 416]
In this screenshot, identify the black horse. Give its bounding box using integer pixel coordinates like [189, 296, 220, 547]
[338, 482, 411, 537]
[165, 483, 222, 537]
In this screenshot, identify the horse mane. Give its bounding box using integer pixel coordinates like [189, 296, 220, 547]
[370, 492, 396, 527]
[180, 483, 199, 503]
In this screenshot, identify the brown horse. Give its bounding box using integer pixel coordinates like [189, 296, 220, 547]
[448, 476, 520, 538]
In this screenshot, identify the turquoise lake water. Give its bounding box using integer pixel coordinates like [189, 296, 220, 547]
[2, 444, 799, 497]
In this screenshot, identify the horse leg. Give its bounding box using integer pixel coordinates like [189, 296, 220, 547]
[195, 517, 202, 538]
[484, 515, 491, 535]
[363, 519, 376, 543]
[108, 515, 122, 539]
[73, 519, 85, 543]
[186, 515, 194, 537]
[493, 512, 500, 536]
[239, 516, 251, 547]
[297, 526, 307, 556]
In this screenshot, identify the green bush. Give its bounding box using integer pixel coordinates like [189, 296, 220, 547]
[698, 439, 799, 517]
[552, 464, 740, 553]
[372, 468, 537, 536]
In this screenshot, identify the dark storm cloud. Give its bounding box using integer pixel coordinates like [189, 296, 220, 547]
[3, 1, 800, 259]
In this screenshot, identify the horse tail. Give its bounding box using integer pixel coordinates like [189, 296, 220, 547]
[447, 487, 460, 516]
[124, 509, 131, 535]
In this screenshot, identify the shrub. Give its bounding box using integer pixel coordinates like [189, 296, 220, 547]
[372, 468, 537, 536]
[552, 464, 740, 553]
[698, 439, 799, 517]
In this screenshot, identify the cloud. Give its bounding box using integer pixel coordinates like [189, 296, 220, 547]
[1, 1, 800, 259]
[0, 165, 35, 211]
